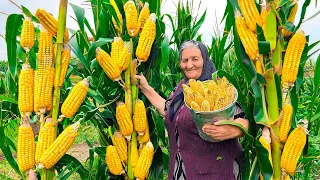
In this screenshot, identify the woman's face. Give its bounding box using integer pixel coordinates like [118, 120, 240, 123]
[180, 47, 204, 80]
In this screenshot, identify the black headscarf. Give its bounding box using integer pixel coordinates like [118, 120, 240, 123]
[168, 40, 216, 121]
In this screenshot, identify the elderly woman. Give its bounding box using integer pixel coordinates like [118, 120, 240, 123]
[135, 40, 249, 180]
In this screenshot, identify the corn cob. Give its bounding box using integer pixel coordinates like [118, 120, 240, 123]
[17, 119, 35, 172]
[96, 47, 122, 81]
[282, 30, 306, 86]
[137, 121, 150, 144]
[114, 131, 128, 164]
[279, 103, 293, 142]
[35, 118, 56, 163]
[201, 100, 210, 112]
[238, 0, 262, 32]
[235, 12, 259, 60]
[35, 8, 69, 44]
[282, 2, 298, 37]
[260, 3, 269, 36]
[255, 59, 263, 74]
[116, 102, 134, 138]
[134, 142, 154, 180]
[138, 2, 150, 30]
[111, 37, 124, 68]
[190, 101, 201, 111]
[133, 100, 148, 135]
[124, 0, 139, 37]
[106, 145, 124, 175]
[280, 125, 307, 175]
[119, 42, 130, 71]
[39, 121, 80, 169]
[192, 91, 205, 106]
[18, 63, 34, 118]
[184, 90, 194, 107]
[131, 59, 138, 85]
[204, 88, 216, 111]
[110, 0, 123, 34]
[38, 27, 54, 69]
[259, 126, 272, 165]
[20, 17, 35, 52]
[59, 45, 71, 87]
[136, 13, 157, 62]
[61, 78, 89, 118]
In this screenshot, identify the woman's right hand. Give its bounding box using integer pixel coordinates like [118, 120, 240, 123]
[134, 74, 150, 91]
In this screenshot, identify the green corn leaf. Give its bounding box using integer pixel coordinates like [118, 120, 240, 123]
[70, 3, 85, 32]
[87, 38, 113, 61]
[21, 6, 39, 23]
[56, 154, 89, 179]
[255, 139, 273, 180]
[160, 35, 169, 73]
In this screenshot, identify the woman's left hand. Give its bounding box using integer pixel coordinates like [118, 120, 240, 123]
[202, 118, 247, 141]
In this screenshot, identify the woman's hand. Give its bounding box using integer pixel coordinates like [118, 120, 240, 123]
[202, 118, 248, 141]
[134, 73, 150, 91]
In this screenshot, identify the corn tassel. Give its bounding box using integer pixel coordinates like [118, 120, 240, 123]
[136, 13, 156, 62]
[110, 0, 123, 34]
[18, 63, 34, 118]
[138, 2, 150, 30]
[282, 29, 306, 87]
[96, 47, 122, 81]
[238, 0, 262, 32]
[133, 100, 148, 135]
[279, 103, 293, 142]
[61, 78, 89, 118]
[116, 102, 134, 139]
[235, 12, 259, 60]
[280, 125, 307, 175]
[111, 37, 124, 68]
[124, 0, 139, 37]
[20, 17, 35, 52]
[282, 2, 298, 37]
[114, 131, 128, 164]
[35, 8, 69, 44]
[134, 142, 154, 180]
[35, 118, 55, 163]
[17, 119, 35, 172]
[38, 27, 54, 69]
[39, 121, 80, 169]
[106, 145, 125, 175]
[58, 45, 71, 87]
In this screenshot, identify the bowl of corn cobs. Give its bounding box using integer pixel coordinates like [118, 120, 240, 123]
[183, 77, 238, 142]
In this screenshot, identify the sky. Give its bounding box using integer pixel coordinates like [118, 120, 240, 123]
[0, 0, 319, 61]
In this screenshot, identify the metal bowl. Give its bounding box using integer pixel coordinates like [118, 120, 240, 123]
[185, 85, 238, 142]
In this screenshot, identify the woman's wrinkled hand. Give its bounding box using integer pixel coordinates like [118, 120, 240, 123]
[134, 73, 150, 91]
[202, 119, 242, 141]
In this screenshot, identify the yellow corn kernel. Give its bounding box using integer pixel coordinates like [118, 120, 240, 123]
[96, 47, 122, 81]
[280, 126, 307, 175]
[282, 30, 306, 85]
[279, 103, 293, 142]
[190, 101, 201, 111]
[133, 100, 148, 135]
[260, 4, 269, 36]
[134, 142, 154, 179]
[38, 27, 54, 69]
[111, 37, 124, 68]
[204, 88, 216, 111]
[124, 0, 139, 37]
[282, 2, 298, 37]
[35, 8, 69, 44]
[201, 100, 210, 112]
[59, 45, 71, 87]
[17, 119, 35, 172]
[106, 145, 124, 175]
[110, 0, 123, 34]
[18, 63, 34, 117]
[238, 0, 262, 32]
[61, 78, 89, 118]
[20, 17, 35, 52]
[136, 13, 156, 62]
[116, 102, 134, 138]
[192, 91, 205, 106]
[184, 90, 194, 108]
[119, 42, 130, 71]
[39, 121, 80, 169]
[113, 131, 128, 164]
[235, 13, 259, 60]
[35, 118, 56, 163]
[138, 2, 150, 30]
[137, 121, 150, 144]
[255, 59, 263, 74]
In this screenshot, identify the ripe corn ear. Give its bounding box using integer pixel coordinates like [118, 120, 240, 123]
[61, 78, 89, 118]
[106, 145, 124, 175]
[113, 131, 128, 164]
[134, 142, 154, 179]
[17, 120, 35, 172]
[39, 122, 80, 169]
[20, 17, 35, 52]
[137, 121, 150, 144]
[59, 45, 71, 87]
[110, 0, 123, 34]
[138, 2, 150, 30]
[111, 37, 124, 68]
[119, 42, 130, 71]
[201, 100, 210, 112]
[136, 13, 156, 62]
[190, 101, 201, 111]
[260, 4, 269, 36]
[38, 27, 54, 69]
[282, 2, 298, 37]
[279, 103, 293, 142]
[133, 100, 148, 135]
[124, 0, 139, 37]
[35, 118, 55, 163]
[116, 102, 134, 138]
[18, 63, 34, 117]
[96, 47, 122, 81]
[238, 0, 262, 32]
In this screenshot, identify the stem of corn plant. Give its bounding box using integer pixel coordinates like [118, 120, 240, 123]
[41, 0, 68, 179]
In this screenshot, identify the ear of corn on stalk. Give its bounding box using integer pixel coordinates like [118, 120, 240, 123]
[134, 142, 154, 179]
[282, 2, 298, 37]
[61, 78, 89, 118]
[96, 47, 122, 81]
[58, 45, 71, 87]
[39, 121, 80, 169]
[110, 0, 123, 34]
[124, 0, 139, 37]
[116, 102, 134, 138]
[119, 42, 130, 71]
[18, 63, 34, 118]
[260, 3, 269, 36]
[20, 17, 35, 52]
[238, 0, 262, 32]
[138, 2, 150, 30]
[137, 121, 150, 144]
[279, 103, 293, 142]
[38, 27, 54, 69]
[133, 100, 148, 135]
[111, 37, 124, 68]
[255, 59, 263, 74]
[113, 131, 128, 164]
[136, 13, 157, 62]
[106, 145, 125, 175]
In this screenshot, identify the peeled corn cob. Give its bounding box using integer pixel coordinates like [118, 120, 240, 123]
[20, 17, 35, 52]
[201, 100, 210, 112]
[260, 3, 269, 36]
[124, 0, 139, 37]
[96, 47, 122, 81]
[279, 103, 293, 142]
[190, 101, 201, 111]
[238, 0, 262, 32]
[17, 119, 35, 172]
[59, 45, 71, 87]
[114, 131, 128, 164]
[39, 121, 80, 169]
[119, 42, 130, 71]
[116, 102, 134, 138]
[136, 13, 157, 62]
[38, 27, 54, 69]
[106, 145, 124, 175]
[61, 78, 89, 118]
[35, 118, 55, 163]
[137, 121, 150, 144]
[134, 142, 154, 179]
[138, 2, 150, 30]
[111, 37, 124, 68]
[18, 63, 34, 118]
[133, 100, 148, 135]
[255, 59, 263, 74]
[110, 0, 123, 34]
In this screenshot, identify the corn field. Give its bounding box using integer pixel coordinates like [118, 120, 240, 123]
[0, 0, 319, 179]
